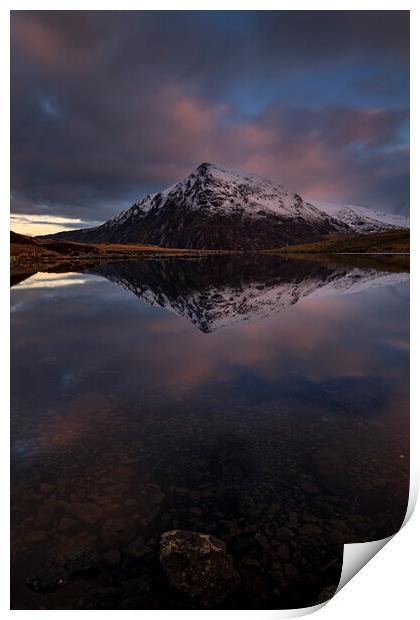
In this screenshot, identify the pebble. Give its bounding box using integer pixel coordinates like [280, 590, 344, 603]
[35, 499, 57, 527]
[40, 483, 55, 494]
[67, 502, 102, 525]
[101, 518, 137, 549]
[102, 549, 121, 567]
[26, 530, 47, 543]
[124, 499, 138, 507]
[276, 542, 290, 561]
[284, 563, 300, 582]
[57, 518, 76, 532]
[300, 524, 323, 536]
[276, 527, 294, 541]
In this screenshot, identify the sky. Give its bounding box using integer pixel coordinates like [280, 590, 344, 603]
[10, 10, 409, 235]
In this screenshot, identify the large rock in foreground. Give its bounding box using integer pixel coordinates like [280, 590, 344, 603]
[160, 530, 240, 606]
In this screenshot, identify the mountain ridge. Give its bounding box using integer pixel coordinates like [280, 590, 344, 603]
[43, 163, 409, 250]
[43, 163, 348, 249]
[312, 200, 409, 233]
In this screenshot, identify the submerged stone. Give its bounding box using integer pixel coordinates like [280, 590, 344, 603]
[311, 448, 350, 493]
[160, 530, 240, 607]
[67, 502, 102, 525]
[35, 498, 57, 527]
[57, 517, 76, 532]
[300, 523, 323, 537]
[317, 585, 337, 603]
[101, 518, 137, 549]
[25, 542, 99, 593]
[102, 549, 121, 567]
[284, 563, 300, 582]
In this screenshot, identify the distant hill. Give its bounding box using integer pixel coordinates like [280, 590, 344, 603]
[10, 230, 38, 245]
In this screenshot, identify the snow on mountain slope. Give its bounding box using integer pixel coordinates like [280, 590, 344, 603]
[311, 200, 409, 233]
[113, 163, 332, 224]
[47, 163, 348, 249]
[46, 162, 408, 248]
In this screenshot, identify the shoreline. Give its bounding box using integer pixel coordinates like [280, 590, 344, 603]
[10, 228, 410, 276]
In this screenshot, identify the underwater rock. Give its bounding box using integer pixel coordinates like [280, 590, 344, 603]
[67, 502, 102, 525]
[276, 527, 294, 541]
[57, 517, 76, 532]
[124, 535, 154, 563]
[35, 499, 57, 527]
[160, 530, 240, 606]
[101, 549, 121, 567]
[317, 585, 337, 603]
[284, 563, 300, 583]
[101, 518, 137, 549]
[300, 524, 323, 537]
[25, 530, 47, 543]
[275, 542, 290, 561]
[311, 448, 350, 493]
[25, 540, 99, 593]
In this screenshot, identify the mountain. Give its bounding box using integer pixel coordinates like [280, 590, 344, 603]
[312, 200, 409, 233]
[87, 255, 409, 333]
[45, 163, 350, 250]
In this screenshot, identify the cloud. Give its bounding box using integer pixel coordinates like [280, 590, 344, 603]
[10, 11, 409, 222]
[10, 213, 101, 236]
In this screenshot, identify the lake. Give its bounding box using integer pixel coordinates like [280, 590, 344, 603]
[10, 254, 410, 610]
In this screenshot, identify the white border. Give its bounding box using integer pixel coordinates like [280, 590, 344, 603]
[2, 2, 417, 618]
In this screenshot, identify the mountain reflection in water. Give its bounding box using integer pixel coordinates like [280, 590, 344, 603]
[85, 254, 409, 332]
[11, 254, 409, 610]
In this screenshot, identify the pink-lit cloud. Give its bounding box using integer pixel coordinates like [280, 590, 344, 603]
[11, 11, 409, 222]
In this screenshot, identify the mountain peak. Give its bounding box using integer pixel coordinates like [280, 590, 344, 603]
[45, 164, 350, 248]
[195, 162, 214, 172]
[192, 162, 223, 180]
[46, 164, 407, 250]
[192, 162, 272, 185]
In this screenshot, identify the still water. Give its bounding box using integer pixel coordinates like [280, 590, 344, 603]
[10, 255, 409, 609]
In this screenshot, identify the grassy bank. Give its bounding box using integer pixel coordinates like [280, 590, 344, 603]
[10, 229, 410, 275]
[272, 229, 409, 255]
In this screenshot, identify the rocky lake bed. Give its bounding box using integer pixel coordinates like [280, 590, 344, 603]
[11, 388, 408, 610]
[10, 256, 409, 609]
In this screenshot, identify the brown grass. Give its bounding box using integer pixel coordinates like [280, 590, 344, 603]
[10, 228, 410, 274]
[271, 229, 409, 255]
[10, 230, 235, 270]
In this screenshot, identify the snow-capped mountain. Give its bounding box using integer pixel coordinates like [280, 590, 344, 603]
[312, 200, 409, 234]
[47, 163, 349, 249]
[87, 256, 409, 333]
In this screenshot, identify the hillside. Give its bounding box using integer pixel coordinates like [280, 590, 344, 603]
[278, 229, 409, 254]
[10, 230, 232, 269]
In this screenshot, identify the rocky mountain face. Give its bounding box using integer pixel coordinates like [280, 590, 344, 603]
[87, 255, 409, 333]
[47, 164, 350, 250]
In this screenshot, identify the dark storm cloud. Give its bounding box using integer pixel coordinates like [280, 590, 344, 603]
[11, 10, 409, 222]
[252, 11, 409, 63]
